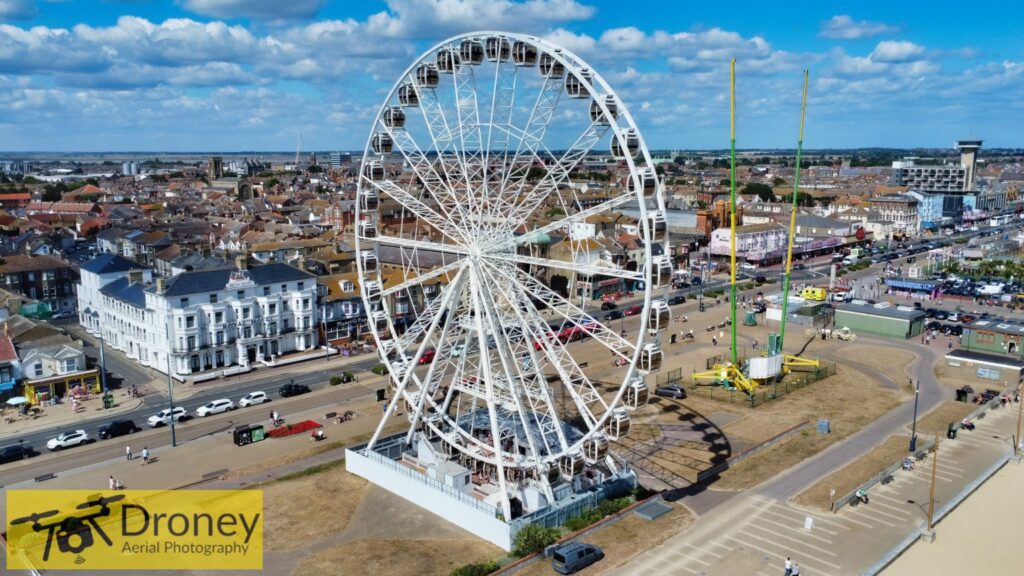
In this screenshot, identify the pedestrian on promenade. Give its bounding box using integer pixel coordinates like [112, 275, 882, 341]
[126, 445, 132, 461]
[142, 447, 150, 465]
[784, 557, 792, 576]
[712, 336, 717, 347]
[791, 562, 800, 575]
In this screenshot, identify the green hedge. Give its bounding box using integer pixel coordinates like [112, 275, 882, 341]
[370, 364, 388, 375]
[563, 496, 634, 532]
[450, 561, 500, 576]
[512, 524, 560, 557]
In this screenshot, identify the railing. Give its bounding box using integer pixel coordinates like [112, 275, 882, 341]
[359, 449, 497, 516]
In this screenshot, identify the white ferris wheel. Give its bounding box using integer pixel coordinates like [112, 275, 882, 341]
[356, 31, 672, 520]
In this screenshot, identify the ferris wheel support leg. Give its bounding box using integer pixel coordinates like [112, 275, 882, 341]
[469, 268, 514, 523]
[367, 269, 468, 453]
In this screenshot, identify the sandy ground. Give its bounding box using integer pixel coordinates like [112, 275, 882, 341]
[881, 460, 1024, 576]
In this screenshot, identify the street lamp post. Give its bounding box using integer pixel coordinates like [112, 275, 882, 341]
[98, 327, 108, 396]
[166, 354, 177, 448]
[910, 379, 920, 452]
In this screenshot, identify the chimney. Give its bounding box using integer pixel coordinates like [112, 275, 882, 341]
[236, 254, 248, 271]
[128, 268, 143, 285]
[156, 277, 165, 294]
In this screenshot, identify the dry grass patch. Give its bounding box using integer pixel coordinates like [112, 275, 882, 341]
[710, 363, 904, 490]
[792, 435, 910, 511]
[514, 503, 696, 576]
[295, 538, 500, 576]
[262, 467, 369, 551]
[915, 401, 977, 437]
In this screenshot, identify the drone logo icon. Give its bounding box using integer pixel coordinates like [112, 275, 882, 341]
[10, 494, 124, 563]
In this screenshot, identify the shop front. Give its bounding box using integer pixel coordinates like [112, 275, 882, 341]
[23, 368, 101, 406]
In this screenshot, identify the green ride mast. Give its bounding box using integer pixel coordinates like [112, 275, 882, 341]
[779, 70, 810, 349]
[729, 59, 738, 366]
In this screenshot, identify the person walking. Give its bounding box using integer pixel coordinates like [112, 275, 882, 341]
[141, 446, 150, 465]
[126, 445, 132, 461]
[791, 561, 801, 575]
[109, 475, 120, 490]
[784, 557, 792, 576]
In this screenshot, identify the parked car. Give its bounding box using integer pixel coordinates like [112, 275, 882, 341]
[603, 310, 624, 321]
[196, 398, 235, 417]
[959, 314, 975, 324]
[691, 277, 702, 286]
[147, 407, 189, 428]
[792, 263, 806, 270]
[98, 419, 139, 439]
[739, 262, 757, 271]
[46, 429, 91, 451]
[418, 347, 436, 364]
[668, 295, 686, 305]
[623, 305, 642, 316]
[754, 275, 767, 284]
[655, 385, 687, 399]
[552, 543, 605, 575]
[239, 391, 269, 407]
[278, 383, 311, 398]
[934, 311, 949, 320]
[600, 301, 618, 311]
[0, 443, 37, 464]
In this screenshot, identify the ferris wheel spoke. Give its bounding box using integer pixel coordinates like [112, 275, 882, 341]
[373, 234, 471, 257]
[497, 76, 564, 205]
[510, 121, 608, 226]
[364, 177, 469, 246]
[487, 262, 635, 361]
[512, 191, 637, 248]
[487, 251, 644, 284]
[382, 123, 473, 230]
[381, 258, 465, 298]
[413, 85, 478, 225]
[393, 271, 467, 353]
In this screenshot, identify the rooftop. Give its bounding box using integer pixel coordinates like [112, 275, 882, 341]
[835, 301, 926, 321]
[151, 262, 315, 297]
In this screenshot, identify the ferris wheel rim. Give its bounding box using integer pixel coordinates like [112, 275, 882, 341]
[354, 30, 667, 467]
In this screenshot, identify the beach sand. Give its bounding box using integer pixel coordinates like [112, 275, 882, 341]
[883, 459, 1024, 576]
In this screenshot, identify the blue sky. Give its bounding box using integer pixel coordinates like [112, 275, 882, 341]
[0, 0, 1021, 151]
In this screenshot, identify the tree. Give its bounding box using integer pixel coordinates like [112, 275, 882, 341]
[742, 182, 776, 202]
[796, 191, 815, 207]
[772, 176, 786, 186]
[265, 178, 280, 189]
[512, 523, 560, 557]
[673, 156, 686, 164]
[654, 164, 665, 176]
[719, 179, 731, 186]
[307, 165, 324, 173]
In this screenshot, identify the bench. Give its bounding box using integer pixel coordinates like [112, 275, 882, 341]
[326, 412, 338, 420]
[35, 473, 56, 483]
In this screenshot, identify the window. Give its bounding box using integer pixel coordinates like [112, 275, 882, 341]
[269, 304, 276, 314]
[180, 298, 189, 307]
[187, 336, 196, 351]
[303, 298, 310, 310]
[216, 332, 224, 345]
[186, 316, 195, 328]
[34, 363, 43, 377]
[237, 290, 244, 299]
[243, 327, 252, 338]
[215, 311, 223, 323]
[342, 281, 354, 292]
[298, 282, 305, 290]
[281, 284, 287, 293]
[61, 359, 77, 373]
[263, 286, 270, 296]
[243, 308, 250, 320]
[209, 294, 218, 304]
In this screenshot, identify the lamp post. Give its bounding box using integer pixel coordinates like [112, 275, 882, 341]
[98, 325, 108, 396]
[166, 354, 177, 448]
[910, 379, 920, 452]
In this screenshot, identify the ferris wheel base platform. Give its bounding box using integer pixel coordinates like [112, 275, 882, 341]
[346, 433, 636, 551]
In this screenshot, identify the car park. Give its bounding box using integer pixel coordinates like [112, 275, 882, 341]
[196, 398, 235, 417]
[603, 310, 624, 321]
[600, 301, 617, 311]
[147, 407, 188, 427]
[239, 391, 269, 407]
[46, 430, 91, 451]
[98, 419, 139, 439]
[552, 543, 604, 574]
[655, 385, 687, 399]
[623, 305, 642, 316]
[278, 383, 311, 397]
[0, 443, 37, 464]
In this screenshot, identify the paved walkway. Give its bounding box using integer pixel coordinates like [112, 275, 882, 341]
[612, 393, 1019, 575]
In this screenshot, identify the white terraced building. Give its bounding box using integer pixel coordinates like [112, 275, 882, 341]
[78, 253, 320, 377]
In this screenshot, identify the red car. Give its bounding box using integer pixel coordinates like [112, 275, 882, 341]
[623, 305, 642, 316]
[418, 348, 436, 364]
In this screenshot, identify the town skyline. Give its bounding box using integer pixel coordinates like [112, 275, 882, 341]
[1, 0, 1022, 151]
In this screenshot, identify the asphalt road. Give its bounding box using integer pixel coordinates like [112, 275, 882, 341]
[0, 355, 383, 473]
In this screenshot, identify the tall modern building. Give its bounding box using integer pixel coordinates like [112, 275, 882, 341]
[956, 138, 982, 192]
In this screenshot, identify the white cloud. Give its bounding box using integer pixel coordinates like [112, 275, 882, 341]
[820, 15, 898, 40]
[871, 40, 925, 63]
[367, 0, 595, 39]
[181, 0, 326, 21]
[0, 0, 35, 21]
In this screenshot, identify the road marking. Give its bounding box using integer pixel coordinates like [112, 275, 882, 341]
[749, 515, 834, 544]
[842, 505, 899, 527]
[744, 523, 839, 557]
[724, 533, 841, 573]
[868, 499, 912, 518]
[831, 507, 877, 529]
[760, 508, 841, 536]
[682, 541, 723, 559]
